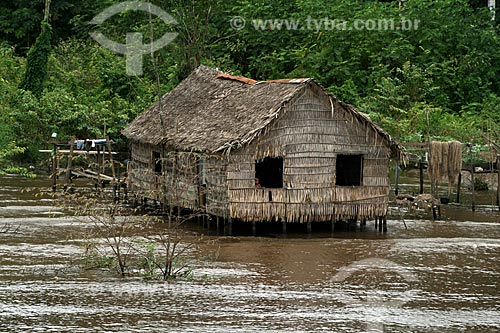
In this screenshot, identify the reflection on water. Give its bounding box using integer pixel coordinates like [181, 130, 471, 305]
[0, 175, 499, 332]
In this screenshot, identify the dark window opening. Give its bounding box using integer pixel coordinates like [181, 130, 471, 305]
[255, 157, 283, 188]
[336, 154, 363, 186]
[152, 151, 162, 174]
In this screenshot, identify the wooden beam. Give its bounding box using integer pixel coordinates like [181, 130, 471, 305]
[39, 150, 117, 155]
[63, 137, 75, 188]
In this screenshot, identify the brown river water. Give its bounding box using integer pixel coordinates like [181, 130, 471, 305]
[0, 174, 499, 332]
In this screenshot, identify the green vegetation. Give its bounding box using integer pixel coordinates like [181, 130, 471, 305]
[1, 0, 499, 172]
[19, 20, 52, 96]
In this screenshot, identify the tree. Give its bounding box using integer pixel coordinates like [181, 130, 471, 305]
[18, 0, 52, 96]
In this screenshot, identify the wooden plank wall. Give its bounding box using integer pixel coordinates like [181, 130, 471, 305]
[128, 143, 199, 208]
[205, 157, 229, 217]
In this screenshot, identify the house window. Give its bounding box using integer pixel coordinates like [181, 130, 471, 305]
[152, 151, 162, 173]
[255, 157, 283, 188]
[336, 154, 363, 186]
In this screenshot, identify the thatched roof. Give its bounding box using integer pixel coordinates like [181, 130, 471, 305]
[122, 65, 399, 156]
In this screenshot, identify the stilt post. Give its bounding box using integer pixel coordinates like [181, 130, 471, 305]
[224, 217, 232, 236]
[51, 141, 57, 192]
[394, 160, 400, 196]
[497, 155, 500, 209]
[64, 137, 75, 190]
[105, 135, 116, 185]
[361, 218, 367, 230]
[469, 144, 475, 212]
[419, 157, 424, 194]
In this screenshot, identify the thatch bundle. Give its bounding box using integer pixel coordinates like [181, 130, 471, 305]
[428, 141, 462, 195]
[122, 65, 400, 158]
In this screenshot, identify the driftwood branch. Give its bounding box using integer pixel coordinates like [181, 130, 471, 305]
[0, 223, 21, 234]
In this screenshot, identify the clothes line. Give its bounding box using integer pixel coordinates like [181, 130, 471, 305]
[75, 139, 112, 150]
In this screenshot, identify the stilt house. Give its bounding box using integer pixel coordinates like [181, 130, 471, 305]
[122, 65, 399, 223]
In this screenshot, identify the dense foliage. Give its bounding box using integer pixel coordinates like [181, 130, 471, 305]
[0, 0, 499, 172]
[19, 20, 52, 96]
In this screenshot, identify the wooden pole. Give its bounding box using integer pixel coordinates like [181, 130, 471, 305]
[63, 137, 75, 190]
[97, 145, 102, 190]
[425, 107, 432, 195]
[497, 155, 500, 209]
[456, 173, 462, 203]
[469, 145, 475, 212]
[224, 217, 232, 236]
[307, 220, 312, 234]
[51, 142, 57, 192]
[378, 216, 383, 232]
[282, 220, 287, 235]
[382, 216, 387, 233]
[394, 160, 400, 196]
[252, 221, 256, 236]
[419, 158, 424, 194]
[105, 136, 116, 184]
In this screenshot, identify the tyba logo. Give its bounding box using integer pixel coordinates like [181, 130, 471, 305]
[90, 1, 178, 76]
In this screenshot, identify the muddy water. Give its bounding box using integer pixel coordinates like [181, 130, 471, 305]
[1, 175, 499, 332]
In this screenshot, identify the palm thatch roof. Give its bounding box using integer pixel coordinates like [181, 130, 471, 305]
[122, 65, 400, 156]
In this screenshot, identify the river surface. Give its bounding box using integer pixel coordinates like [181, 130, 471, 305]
[0, 175, 499, 332]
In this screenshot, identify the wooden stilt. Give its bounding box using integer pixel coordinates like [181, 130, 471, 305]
[282, 221, 287, 235]
[224, 217, 232, 236]
[64, 137, 75, 191]
[456, 172, 462, 203]
[375, 217, 378, 228]
[497, 155, 500, 209]
[419, 158, 424, 194]
[394, 161, 400, 196]
[96, 145, 102, 191]
[51, 142, 57, 192]
[252, 221, 256, 236]
[432, 205, 439, 220]
[307, 221, 312, 234]
[383, 216, 387, 233]
[469, 145, 476, 212]
[331, 218, 335, 234]
[105, 135, 116, 184]
[378, 216, 383, 232]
